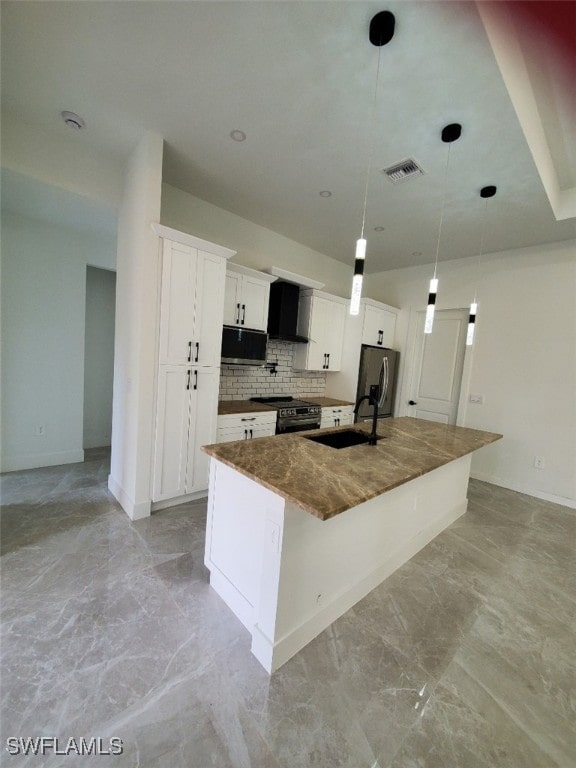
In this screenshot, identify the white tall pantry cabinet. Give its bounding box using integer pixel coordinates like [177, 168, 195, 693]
[151, 226, 235, 504]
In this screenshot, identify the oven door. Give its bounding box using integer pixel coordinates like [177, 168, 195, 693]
[276, 416, 321, 434]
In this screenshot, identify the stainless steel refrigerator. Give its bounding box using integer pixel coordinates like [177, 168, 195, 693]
[355, 345, 399, 422]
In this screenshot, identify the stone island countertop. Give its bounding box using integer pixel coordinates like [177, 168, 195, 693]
[202, 417, 502, 521]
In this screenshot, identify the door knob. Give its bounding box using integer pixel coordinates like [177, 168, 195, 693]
[408, 400, 417, 405]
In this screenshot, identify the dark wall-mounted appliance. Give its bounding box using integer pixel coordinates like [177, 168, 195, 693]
[267, 281, 308, 343]
[221, 326, 268, 366]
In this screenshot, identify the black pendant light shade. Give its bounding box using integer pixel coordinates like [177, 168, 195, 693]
[481, 185, 497, 198]
[369, 11, 395, 46]
[441, 123, 462, 143]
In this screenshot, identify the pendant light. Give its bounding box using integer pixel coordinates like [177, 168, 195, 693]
[350, 11, 395, 316]
[424, 123, 462, 333]
[467, 185, 497, 346]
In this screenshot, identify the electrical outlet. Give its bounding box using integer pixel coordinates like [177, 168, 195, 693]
[469, 394, 484, 404]
[34, 425, 46, 436]
[534, 456, 545, 470]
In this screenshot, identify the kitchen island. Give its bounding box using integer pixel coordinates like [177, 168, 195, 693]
[202, 417, 501, 673]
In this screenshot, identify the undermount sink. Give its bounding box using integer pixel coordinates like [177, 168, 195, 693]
[303, 429, 381, 449]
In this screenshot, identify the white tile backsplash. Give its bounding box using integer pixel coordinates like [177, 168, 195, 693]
[219, 339, 326, 400]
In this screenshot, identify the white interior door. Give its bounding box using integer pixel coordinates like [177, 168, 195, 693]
[408, 309, 467, 424]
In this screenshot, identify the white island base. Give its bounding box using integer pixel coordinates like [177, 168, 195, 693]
[204, 454, 471, 673]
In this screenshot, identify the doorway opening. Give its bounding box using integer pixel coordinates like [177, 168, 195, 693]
[83, 266, 116, 450]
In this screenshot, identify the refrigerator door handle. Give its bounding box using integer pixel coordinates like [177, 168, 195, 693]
[379, 356, 389, 408]
[377, 359, 385, 405]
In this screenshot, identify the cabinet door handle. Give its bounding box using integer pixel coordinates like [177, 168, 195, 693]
[241, 417, 256, 421]
[193, 370, 198, 390]
[322, 353, 327, 370]
[249, 428, 253, 439]
[244, 429, 248, 440]
[378, 330, 383, 345]
[195, 342, 199, 362]
[326, 353, 330, 370]
[241, 304, 246, 325]
[236, 303, 240, 324]
[186, 370, 191, 390]
[187, 341, 192, 362]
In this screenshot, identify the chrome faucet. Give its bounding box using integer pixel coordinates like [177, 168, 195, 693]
[354, 384, 380, 446]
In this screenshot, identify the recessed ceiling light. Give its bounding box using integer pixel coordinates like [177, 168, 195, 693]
[230, 130, 246, 142]
[319, 190, 332, 197]
[374, 226, 385, 231]
[61, 110, 85, 130]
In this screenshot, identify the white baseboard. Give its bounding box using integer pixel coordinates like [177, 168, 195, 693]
[107, 475, 151, 520]
[470, 472, 576, 510]
[1, 449, 85, 473]
[252, 499, 467, 674]
[151, 490, 208, 512]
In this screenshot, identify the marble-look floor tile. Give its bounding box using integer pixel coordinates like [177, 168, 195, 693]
[2, 462, 574, 768]
[453, 600, 575, 766]
[388, 660, 560, 768]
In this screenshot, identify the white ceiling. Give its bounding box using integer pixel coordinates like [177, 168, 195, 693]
[2, 1, 575, 273]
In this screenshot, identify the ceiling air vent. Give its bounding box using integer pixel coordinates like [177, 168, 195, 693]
[382, 158, 425, 183]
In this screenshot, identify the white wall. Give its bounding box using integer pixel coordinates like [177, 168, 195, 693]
[1, 211, 116, 471]
[161, 183, 352, 297]
[365, 240, 576, 507]
[83, 267, 116, 449]
[109, 133, 164, 520]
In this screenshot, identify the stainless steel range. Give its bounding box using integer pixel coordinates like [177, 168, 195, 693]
[250, 396, 321, 434]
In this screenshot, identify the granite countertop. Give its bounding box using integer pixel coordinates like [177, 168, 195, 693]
[303, 397, 355, 408]
[202, 417, 502, 521]
[218, 400, 277, 416]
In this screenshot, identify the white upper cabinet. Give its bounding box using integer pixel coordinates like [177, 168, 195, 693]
[194, 251, 227, 367]
[293, 290, 347, 371]
[158, 238, 227, 367]
[223, 264, 276, 332]
[362, 300, 397, 348]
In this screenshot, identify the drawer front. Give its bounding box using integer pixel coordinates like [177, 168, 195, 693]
[320, 405, 354, 428]
[216, 422, 276, 443]
[217, 411, 277, 431]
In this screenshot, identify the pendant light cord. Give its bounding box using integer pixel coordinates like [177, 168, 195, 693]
[433, 142, 452, 280]
[473, 197, 489, 303]
[359, 44, 383, 241]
